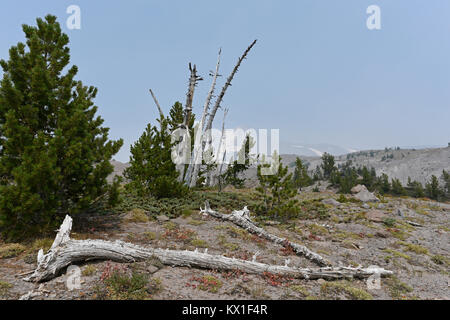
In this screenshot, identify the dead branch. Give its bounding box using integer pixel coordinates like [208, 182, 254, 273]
[149, 89, 165, 119]
[200, 201, 332, 267]
[204, 40, 257, 133]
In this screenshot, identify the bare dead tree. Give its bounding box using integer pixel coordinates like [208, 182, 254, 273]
[188, 40, 257, 187]
[186, 50, 222, 187]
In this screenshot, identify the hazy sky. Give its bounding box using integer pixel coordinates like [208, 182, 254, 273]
[1, 0, 449, 162]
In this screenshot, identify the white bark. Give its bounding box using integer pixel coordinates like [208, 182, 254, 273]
[25, 215, 392, 283]
[200, 201, 332, 267]
[188, 50, 222, 188]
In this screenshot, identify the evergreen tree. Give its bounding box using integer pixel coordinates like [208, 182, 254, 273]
[0, 16, 123, 239]
[391, 178, 405, 195]
[321, 152, 336, 180]
[292, 157, 312, 190]
[425, 175, 442, 200]
[222, 135, 253, 188]
[255, 154, 299, 222]
[360, 166, 375, 190]
[376, 173, 391, 194]
[124, 117, 187, 199]
[441, 170, 450, 198]
[407, 178, 424, 198]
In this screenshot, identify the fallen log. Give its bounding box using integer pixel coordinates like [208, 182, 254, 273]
[200, 201, 332, 267]
[24, 215, 392, 283]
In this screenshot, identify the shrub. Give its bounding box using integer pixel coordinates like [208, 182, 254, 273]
[0, 243, 26, 258]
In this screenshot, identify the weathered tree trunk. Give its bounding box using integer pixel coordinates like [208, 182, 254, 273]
[203, 40, 257, 185]
[178, 64, 202, 183]
[200, 201, 332, 267]
[188, 50, 222, 188]
[25, 215, 392, 283]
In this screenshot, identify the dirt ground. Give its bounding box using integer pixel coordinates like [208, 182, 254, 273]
[0, 190, 448, 300]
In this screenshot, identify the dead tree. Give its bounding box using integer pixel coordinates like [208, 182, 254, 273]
[203, 40, 257, 187]
[25, 215, 393, 283]
[184, 40, 257, 187]
[186, 50, 222, 187]
[200, 202, 331, 267]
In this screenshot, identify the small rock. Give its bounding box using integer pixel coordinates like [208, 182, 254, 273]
[321, 198, 341, 207]
[147, 265, 159, 274]
[317, 279, 326, 284]
[365, 209, 387, 222]
[375, 231, 389, 238]
[156, 215, 170, 222]
[377, 203, 386, 209]
[362, 203, 370, 209]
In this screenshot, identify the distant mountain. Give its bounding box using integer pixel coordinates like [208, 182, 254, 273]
[280, 142, 357, 157]
[110, 146, 450, 187]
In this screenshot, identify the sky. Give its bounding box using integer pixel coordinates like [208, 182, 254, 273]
[0, 0, 449, 162]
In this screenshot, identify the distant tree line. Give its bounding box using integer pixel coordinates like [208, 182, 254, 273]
[313, 153, 450, 201]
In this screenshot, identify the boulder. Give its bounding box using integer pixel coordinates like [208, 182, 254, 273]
[351, 184, 368, 194]
[353, 189, 380, 203]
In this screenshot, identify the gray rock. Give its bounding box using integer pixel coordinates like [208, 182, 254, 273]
[156, 215, 170, 222]
[362, 203, 370, 209]
[353, 190, 380, 203]
[365, 209, 387, 222]
[321, 198, 341, 207]
[351, 184, 368, 194]
[377, 203, 386, 209]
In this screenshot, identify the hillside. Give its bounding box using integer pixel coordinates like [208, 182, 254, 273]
[1, 188, 448, 300]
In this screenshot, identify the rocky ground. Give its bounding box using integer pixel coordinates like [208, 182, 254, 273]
[0, 188, 448, 300]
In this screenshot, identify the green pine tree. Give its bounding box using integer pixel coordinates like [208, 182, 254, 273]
[321, 152, 336, 180]
[0, 15, 123, 239]
[124, 116, 187, 199]
[391, 178, 405, 195]
[292, 157, 312, 190]
[222, 135, 254, 188]
[425, 175, 442, 201]
[255, 154, 299, 222]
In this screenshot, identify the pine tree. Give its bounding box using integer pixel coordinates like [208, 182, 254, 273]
[222, 135, 254, 188]
[441, 170, 450, 198]
[0, 15, 123, 239]
[255, 154, 299, 222]
[321, 152, 336, 180]
[376, 173, 391, 194]
[391, 178, 405, 195]
[124, 117, 187, 199]
[425, 175, 442, 201]
[292, 157, 312, 190]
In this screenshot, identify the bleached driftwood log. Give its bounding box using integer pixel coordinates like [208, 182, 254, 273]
[200, 201, 332, 267]
[25, 215, 392, 283]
